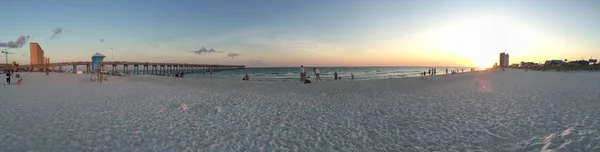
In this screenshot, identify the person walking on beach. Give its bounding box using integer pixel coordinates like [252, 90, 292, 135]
[314, 68, 321, 81]
[300, 65, 306, 81]
[6, 71, 11, 85]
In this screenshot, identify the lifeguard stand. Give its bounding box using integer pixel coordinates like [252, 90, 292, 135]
[90, 52, 108, 83]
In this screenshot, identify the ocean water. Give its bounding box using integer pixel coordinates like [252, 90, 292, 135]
[187, 67, 474, 81]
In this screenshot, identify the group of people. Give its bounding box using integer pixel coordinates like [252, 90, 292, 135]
[299, 65, 311, 83]
[421, 68, 474, 77]
[4, 70, 23, 85]
[300, 65, 323, 83]
[421, 68, 438, 77]
[175, 72, 185, 78]
[299, 65, 353, 83]
[239, 65, 358, 83]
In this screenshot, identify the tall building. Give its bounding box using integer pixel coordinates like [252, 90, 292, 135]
[43, 57, 49, 65]
[499, 53, 505, 67]
[503, 53, 509, 67]
[499, 52, 509, 67]
[29, 42, 45, 70]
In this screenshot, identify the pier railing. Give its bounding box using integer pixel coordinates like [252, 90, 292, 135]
[17, 61, 245, 75]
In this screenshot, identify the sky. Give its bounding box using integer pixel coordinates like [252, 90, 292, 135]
[1, 0, 599, 67]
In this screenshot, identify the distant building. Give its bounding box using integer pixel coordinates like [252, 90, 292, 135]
[589, 59, 597, 65]
[29, 42, 45, 70]
[520, 61, 538, 68]
[568, 60, 590, 66]
[499, 52, 510, 67]
[544, 60, 565, 66]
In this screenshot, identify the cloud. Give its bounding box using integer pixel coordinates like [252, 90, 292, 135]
[0, 36, 30, 48]
[190, 47, 222, 55]
[223, 53, 240, 59]
[50, 27, 63, 40]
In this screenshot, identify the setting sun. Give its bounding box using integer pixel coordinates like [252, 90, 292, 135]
[431, 14, 539, 67]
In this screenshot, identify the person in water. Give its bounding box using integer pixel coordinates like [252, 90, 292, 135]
[242, 74, 249, 81]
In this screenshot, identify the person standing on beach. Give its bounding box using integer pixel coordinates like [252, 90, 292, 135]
[300, 65, 305, 81]
[334, 71, 338, 81]
[351, 73, 354, 80]
[314, 68, 321, 81]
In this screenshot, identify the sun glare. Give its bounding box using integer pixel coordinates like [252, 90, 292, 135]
[432, 14, 538, 68]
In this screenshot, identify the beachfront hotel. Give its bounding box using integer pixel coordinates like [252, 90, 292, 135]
[499, 52, 510, 68]
[29, 42, 48, 71]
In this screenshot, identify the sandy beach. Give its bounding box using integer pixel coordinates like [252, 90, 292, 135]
[1, 69, 599, 151]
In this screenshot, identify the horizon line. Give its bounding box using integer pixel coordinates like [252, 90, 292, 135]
[246, 65, 478, 68]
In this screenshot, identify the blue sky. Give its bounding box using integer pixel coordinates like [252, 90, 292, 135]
[1, 0, 599, 67]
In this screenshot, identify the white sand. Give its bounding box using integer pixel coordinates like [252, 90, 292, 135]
[1, 70, 600, 151]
